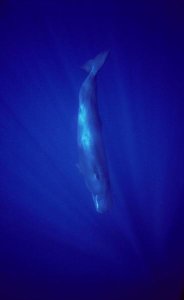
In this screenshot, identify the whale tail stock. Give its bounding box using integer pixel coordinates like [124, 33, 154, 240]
[82, 51, 109, 76]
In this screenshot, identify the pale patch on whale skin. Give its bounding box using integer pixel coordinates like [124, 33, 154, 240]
[77, 51, 112, 213]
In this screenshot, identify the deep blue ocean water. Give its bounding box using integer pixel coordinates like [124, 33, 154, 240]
[0, 1, 184, 299]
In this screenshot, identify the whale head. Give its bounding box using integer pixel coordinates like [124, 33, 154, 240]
[92, 190, 112, 213]
[85, 165, 112, 213]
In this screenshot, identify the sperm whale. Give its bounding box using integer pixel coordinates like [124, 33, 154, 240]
[77, 51, 112, 213]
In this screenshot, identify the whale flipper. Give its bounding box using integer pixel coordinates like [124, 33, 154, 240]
[82, 51, 109, 76]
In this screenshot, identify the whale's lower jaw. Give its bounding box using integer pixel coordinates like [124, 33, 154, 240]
[96, 205, 109, 214]
[93, 194, 111, 213]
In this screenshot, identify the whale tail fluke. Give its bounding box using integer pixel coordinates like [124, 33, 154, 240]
[82, 51, 109, 76]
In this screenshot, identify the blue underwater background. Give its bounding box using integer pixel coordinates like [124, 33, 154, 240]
[0, 1, 184, 299]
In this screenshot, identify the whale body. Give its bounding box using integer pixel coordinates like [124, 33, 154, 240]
[77, 51, 112, 213]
